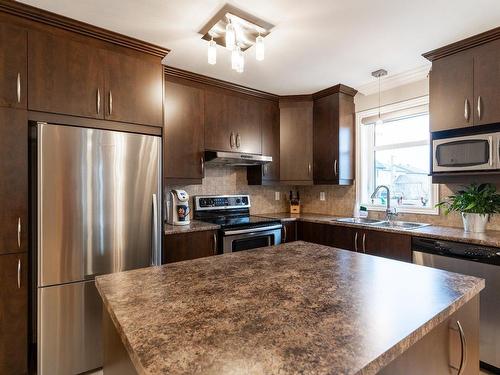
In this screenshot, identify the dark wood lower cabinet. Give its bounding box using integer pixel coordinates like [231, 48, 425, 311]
[163, 230, 218, 264]
[0, 252, 27, 375]
[281, 221, 297, 243]
[297, 222, 411, 262]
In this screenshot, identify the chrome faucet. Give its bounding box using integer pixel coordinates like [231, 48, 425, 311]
[371, 185, 397, 222]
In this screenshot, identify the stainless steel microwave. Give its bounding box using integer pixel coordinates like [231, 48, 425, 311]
[432, 133, 498, 172]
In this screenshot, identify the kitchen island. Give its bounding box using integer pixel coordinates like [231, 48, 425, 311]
[96, 241, 484, 375]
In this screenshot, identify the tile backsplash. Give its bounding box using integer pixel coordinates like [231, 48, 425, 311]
[165, 165, 292, 217]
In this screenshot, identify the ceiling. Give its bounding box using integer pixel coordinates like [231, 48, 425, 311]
[18, 0, 500, 95]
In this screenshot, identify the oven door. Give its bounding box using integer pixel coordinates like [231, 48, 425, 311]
[432, 134, 495, 172]
[222, 225, 282, 254]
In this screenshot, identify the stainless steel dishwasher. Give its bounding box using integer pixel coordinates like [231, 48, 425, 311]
[412, 237, 500, 373]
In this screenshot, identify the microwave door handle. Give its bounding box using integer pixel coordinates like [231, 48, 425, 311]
[489, 136, 493, 166]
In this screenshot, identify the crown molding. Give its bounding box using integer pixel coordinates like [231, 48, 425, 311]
[423, 26, 500, 61]
[279, 94, 313, 102]
[312, 84, 357, 99]
[164, 66, 279, 102]
[355, 65, 430, 96]
[0, 0, 169, 58]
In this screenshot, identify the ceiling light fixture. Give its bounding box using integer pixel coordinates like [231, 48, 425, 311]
[371, 69, 388, 126]
[200, 4, 274, 73]
[255, 33, 264, 61]
[207, 37, 217, 65]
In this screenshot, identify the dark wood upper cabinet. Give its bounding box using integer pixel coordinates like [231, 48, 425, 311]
[0, 108, 27, 255]
[204, 88, 262, 154]
[473, 38, 500, 126]
[313, 88, 356, 185]
[163, 230, 218, 264]
[28, 29, 105, 119]
[429, 51, 474, 132]
[104, 49, 163, 127]
[425, 28, 500, 132]
[279, 100, 313, 184]
[0, 22, 27, 109]
[164, 80, 204, 182]
[0, 252, 28, 375]
[248, 99, 279, 184]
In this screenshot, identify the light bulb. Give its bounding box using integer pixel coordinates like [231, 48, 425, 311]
[231, 47, 239, 70]
[237, 50, 244, 73]
[207, 38, 216, 65]
[225, 21, 235, 50]
[255, 34, 264, 61]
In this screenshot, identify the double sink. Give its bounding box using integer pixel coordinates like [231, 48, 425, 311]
[334, 217, 431, 230]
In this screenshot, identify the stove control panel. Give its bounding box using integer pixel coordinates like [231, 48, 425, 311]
[194, 195, 250, 210]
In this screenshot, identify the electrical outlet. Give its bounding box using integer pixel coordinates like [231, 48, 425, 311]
[320, 192, 326, 201]
[275, 191, 280, 201]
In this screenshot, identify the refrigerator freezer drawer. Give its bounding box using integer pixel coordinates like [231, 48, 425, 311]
[38, 280, 102, 375]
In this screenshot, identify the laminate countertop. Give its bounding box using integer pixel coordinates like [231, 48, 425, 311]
[96, 241, 484, 375]
[164, 220, 220, 235]
[257, 212, 500, 248]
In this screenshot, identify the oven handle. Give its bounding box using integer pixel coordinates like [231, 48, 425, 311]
[223, 224, 283, 236]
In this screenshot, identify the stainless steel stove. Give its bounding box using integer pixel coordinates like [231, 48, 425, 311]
[194, 195, 282, 254]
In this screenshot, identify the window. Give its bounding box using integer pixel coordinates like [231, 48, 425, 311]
[357, 97, 438, 214]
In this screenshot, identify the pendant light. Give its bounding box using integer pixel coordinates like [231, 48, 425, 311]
[231, 46, 239, 70]
[255, 33, 264, 61]
[207, 37, 216, 65]
[236, 45, 244, 73]
[371, 69, 387, 126]
[225, 19, 236, 50]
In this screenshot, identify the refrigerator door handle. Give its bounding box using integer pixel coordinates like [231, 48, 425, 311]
[152, 193, 159, 266]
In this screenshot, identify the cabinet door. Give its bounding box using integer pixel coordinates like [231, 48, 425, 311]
[280, 101, 313, 183]
[429, 51, 474, 131]
[282, 222, 296, 243]
[474, 39, 500, 126]
[0, 23, 27, 109]
[104, 50, 163, 126]
[362, 229, 411, 262]
[163, 230, 218, 264]
[313, 94, 338, 183]
[0, 253, 28, 375]
[329, 225, 357, 252]
[164, 81, 204, 180]
[28, 29, 104, 118]
[261, 100, 280, 181]
[233, 97, 261, 154]
[0, 108, 27, 254]
[204, 89, 233, 152]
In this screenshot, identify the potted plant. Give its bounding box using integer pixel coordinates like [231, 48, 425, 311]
[436, 183, 500, 233]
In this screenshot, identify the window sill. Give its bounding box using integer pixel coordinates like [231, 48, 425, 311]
[361, 204, 440, 216]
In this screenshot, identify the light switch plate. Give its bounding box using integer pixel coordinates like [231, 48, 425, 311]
[275, 191, 280, 201]
[320, 192, 326, 201]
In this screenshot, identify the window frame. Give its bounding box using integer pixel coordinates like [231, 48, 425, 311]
[355, 96, 439, 215]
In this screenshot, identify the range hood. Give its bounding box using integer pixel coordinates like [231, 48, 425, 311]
[204, 151, 272, 166]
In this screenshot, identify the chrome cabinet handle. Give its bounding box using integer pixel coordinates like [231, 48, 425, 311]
[263, 164, 268, 176]
[230, 132, 235, 148]
[17, 73, 21, 103]
[456, 320, 467, 375]
[362, 233, 366, 253]
[334, 159, 338, 177]
[308, 163, 312, 176]
[213, 233, 217, 255]
[464, 98, 470, 122]
[17, 258, 21, 289]
[283, 225, 287, 243]
[477, 96, 482, 120]
[96, 89, 101, 114]
[236, 133, 241, 148]
[354, 232, 358, 252]
[17, 217, 21, 248]
[200, 157, 204, 175]
[109, 91, 113, 115]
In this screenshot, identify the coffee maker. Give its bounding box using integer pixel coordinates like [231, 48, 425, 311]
[167, 189, 190, 226]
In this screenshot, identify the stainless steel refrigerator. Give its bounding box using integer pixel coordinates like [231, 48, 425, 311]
[35, 123, 162, 375]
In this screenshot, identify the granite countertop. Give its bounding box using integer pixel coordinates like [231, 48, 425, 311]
[257, 212, 500, 247]
[96, 241, 484, 375]
[164, 220, 220, 235]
